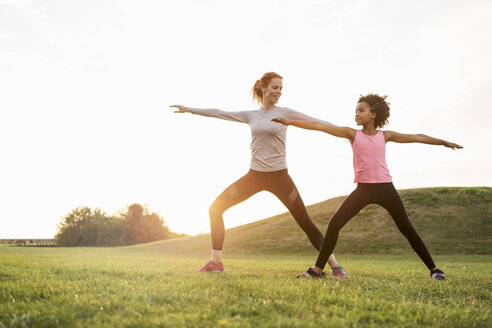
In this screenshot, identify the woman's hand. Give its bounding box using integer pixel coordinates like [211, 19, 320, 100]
[271, 117, 289, 125]
[443, 141, 463, 150]
[170, 105, 188, 113]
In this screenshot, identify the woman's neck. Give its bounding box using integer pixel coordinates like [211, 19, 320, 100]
[262, 100, 276, 111]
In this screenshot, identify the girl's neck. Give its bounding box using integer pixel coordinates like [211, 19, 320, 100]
[361, 124, 377, 136]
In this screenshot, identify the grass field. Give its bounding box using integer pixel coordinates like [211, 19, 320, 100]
[2, 187, 491, 327]
[1, 247, 491, 328]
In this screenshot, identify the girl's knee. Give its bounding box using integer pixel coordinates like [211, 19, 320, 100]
[328, 218, 344, 233]
[397, 224, 416, 237]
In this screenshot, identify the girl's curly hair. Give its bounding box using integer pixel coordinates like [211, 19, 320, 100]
[358, 93, 390, 128]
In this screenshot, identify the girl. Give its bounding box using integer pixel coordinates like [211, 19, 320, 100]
[171, 72, 347, 276]
[272, 93, 462, 280]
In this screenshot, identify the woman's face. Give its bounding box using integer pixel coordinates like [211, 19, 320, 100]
[262, 78, 283, 105]
[355, 101, 376, 126]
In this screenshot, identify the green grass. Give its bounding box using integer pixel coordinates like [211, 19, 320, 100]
[1, 247, 491, 327]
[2, 187, 491, 327]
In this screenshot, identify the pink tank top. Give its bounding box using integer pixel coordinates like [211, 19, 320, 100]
[352, 130, 392, 183]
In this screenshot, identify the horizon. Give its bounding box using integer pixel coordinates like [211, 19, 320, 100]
[1, 0, 491, 238]
[2, 186, 491, 239]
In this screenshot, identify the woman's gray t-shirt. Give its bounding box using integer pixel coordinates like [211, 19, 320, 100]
[186, 106, 334, 172]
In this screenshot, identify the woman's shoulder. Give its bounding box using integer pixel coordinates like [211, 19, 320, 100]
[278, 106, 297, 113]
[239, 109, 257, 116]
[276, 106, 306, 118]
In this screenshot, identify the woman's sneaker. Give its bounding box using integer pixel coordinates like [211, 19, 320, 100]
[331, 266, 350, 278]
[430, 268, 447, 280]
[296, 267, 325, 279]
[198, 260, 224, 272]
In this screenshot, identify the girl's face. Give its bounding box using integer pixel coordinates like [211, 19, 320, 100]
[355, 101, 376, 126]
[262, 78, 283, 105]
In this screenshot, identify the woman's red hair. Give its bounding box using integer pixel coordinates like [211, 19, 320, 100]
[251, 72, 283, 105]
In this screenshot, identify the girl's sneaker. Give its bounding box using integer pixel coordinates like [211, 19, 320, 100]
[296, 267, 325, 279]
[198, 261, 224, 272]
[331, 266, 350, 278]
[430, 268, 447, 280]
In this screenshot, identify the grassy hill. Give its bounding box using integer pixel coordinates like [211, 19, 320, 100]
[131, 187, 492, 256]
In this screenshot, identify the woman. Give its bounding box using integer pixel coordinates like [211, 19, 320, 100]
[273, 93, 462, 280]
[171, 72, 347, 276]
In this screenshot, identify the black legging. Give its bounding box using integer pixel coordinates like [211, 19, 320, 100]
[209, 169, 324, 250]
[315, 182, 436, 270]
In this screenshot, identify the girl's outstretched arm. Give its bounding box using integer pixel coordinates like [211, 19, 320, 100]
[384, 131, 463, 149]
[272, 118, 355, 141]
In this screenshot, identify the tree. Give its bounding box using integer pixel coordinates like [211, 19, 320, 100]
[56, 204, 177, 246]
[56, 207, 125, 246]
[124, 204, 171, 244]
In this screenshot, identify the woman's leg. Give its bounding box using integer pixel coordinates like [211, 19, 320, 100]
[209, 171, 262, 250]
[315, 185, 372, 270]
[268, 172, 324, 250]
[268, 173, 344, 268]
[377, 183, 436, 270]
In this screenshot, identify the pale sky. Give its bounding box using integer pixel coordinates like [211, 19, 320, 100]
[1, 0, 491, 238]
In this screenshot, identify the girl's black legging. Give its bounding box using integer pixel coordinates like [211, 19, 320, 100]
[315, 182, 436, 270]
[209, 169, 324, 251]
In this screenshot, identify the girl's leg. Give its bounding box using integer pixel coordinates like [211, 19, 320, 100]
[377, 183, 436, 270]
[209, 171, 262, 251]
[315, 185, 372, 270]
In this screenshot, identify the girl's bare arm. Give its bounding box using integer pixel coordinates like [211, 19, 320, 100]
[384, 131, 463, 149]
[272, 117, 355, 141]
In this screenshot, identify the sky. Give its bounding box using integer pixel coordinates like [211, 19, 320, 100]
[1, 0, 491, 238]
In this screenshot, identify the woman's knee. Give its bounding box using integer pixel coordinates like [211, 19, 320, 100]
[209, 202, 224, 219]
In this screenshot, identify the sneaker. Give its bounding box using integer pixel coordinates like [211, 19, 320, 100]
[331, 266, 350, 278]
[430, 268, 447, 281]
[296, 267, 325, 279]
[198, 260, 224, 272]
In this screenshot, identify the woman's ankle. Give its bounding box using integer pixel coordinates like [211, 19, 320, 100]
[327, 256, 340, 269]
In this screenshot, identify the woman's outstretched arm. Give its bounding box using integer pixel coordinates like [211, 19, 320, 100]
[170, 105, 250, 123]
[383, 131, 463, 149]
[282, 108, 337, 127]
[272, 117, 356, 142]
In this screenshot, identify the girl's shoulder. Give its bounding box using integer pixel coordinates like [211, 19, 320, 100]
[382, 130, 393, 139]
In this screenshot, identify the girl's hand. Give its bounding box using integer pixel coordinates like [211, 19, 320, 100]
[443, 141, 463, 150]
[271, 117, 289, 125]
[170, 105, 188, 113]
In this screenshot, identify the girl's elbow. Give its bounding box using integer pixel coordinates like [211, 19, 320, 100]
[414, 134, 427, 143]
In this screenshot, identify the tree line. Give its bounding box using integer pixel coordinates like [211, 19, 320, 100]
[56, 204, 186, 246]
